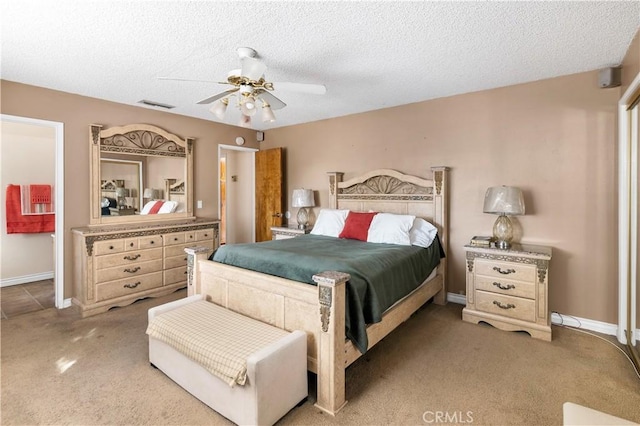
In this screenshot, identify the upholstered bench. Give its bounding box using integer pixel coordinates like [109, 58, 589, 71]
[147, 295, 307, 426]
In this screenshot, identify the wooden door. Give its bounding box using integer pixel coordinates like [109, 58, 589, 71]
[255, 148, 284, 241]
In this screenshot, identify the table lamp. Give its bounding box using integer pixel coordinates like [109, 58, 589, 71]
[483, 186, 525, 249]
[292, 189, 315, 229]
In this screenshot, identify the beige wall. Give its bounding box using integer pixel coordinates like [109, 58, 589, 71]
[0, 121, 56, 283]
[0, 80, 258, 299]
[264, 70, 620, 323]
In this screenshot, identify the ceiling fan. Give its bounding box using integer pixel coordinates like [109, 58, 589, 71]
[161, 47, 326, 126]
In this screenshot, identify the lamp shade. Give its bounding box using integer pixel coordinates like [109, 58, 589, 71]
[292, 189, 315, 208]
[143, 188, 154, 199]
[483, 186, 525, 216]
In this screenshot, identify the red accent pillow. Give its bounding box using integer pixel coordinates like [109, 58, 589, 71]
[339, 211, 378, 241]
[148, 200, 165, 214]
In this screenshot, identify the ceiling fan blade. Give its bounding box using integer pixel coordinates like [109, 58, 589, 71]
[271, 82, 327, 95]
[158, 76, 228, 85]
[196, 88, 238, 105]
[240, 57, 267, 81]
[255, 90, 286, 110]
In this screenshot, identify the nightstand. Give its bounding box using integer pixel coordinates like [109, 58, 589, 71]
[462, 243, 552, 341]
[270, 225, 310, 240]
[109, 207, 136, 216]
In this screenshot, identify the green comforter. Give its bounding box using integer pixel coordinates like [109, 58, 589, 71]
[211, 234, 443, 354]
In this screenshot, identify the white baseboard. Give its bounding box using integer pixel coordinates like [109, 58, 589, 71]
[447, 292, 630, 338]
[1, 272, 54, 287]
[60, 298, 73, 309]
[551, 312, 619, 336]
[447, 292, 467, 305]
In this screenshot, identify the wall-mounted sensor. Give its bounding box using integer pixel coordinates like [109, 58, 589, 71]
[235, 136, 245, 145]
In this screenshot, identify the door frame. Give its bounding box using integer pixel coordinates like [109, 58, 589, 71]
[1, 114, 68, 308]
[218, 144, 258, 243]
[618, 70, 640, 370]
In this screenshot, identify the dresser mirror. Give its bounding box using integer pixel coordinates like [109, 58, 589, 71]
[89, 123, 194, 225]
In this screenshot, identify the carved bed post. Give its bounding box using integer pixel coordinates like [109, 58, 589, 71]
[312, 271, 350, 416]
[431, 166, 449, 305]
[326, 172, 344, 210]
[184, 246, 210, 296]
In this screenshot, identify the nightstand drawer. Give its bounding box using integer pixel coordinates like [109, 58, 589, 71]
[475, 259, 536, 283]
[475, 276, 535, 299]
[475, 290, 535, 322]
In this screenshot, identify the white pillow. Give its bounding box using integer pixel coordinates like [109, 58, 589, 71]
[158, 200, 178, 214]
[140, 200, 178, 215]
[310, 209, 349, 237]
[410, 218, 438, 248]
[367, 213, 415, 246]
[140, 200, 158, 215]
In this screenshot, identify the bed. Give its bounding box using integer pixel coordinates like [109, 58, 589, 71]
[187, 167, 449, 415]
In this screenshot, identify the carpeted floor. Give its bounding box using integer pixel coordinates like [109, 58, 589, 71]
[2, 289, 639, 425]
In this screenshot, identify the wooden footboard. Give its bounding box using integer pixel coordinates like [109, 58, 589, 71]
[183, 167, 449, 416]
[185, 249, 444, 416]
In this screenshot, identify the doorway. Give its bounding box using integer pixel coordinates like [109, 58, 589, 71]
[218, 145, 258, 245]
[0, 114, 66, 309]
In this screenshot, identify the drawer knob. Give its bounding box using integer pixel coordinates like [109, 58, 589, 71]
[123, 267, 141, 273]
[204, 234, 208, 237]
[129, 242, 134, 247]
[124, 281, 141, 289]
[492, 282, 515, 291]
[174, 237, 178, 241]
[493, 267, 516, 275]
[123, 254, 141, 261]
[493, 300, 515, 310]
[151, 241, 155, 244]
[109, 245, 114, 250]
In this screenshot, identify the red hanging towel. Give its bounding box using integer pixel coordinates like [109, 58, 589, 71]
[5, 185, 55, 233]
[30, 184, 52, 213]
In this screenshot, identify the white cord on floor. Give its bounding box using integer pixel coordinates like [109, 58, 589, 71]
[552, 311, 640, 380]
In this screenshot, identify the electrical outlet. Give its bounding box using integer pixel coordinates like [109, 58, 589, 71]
[197, 200, 203, 209]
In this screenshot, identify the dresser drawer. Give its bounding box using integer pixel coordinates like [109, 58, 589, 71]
[139, 235, 162, 249]
[475, 259, 536, 283]
[475, 290, 535, 322]
[163, 232, 185, 246]
[94, 240, 125, 256]
[124, 238, 139, 251]
[95, 247, 163, 269]
[196, 229, 214, 241]
[95, 259, 163, 284]
[96, 272, 163, 302]
[165, 253, 188, 270]
[164, 266, 187, 285]
[184, 231, 197, 244]
[475, 275, 535, 300]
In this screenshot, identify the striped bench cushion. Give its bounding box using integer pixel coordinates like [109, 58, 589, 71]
[146, 300, 290, 386]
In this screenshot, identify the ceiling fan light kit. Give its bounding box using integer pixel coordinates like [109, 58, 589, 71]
[168, 47, 326, 127]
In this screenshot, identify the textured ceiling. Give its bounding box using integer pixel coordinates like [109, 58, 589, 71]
[1, 1, 639, 130]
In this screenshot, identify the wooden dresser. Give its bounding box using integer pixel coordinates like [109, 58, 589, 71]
[72, 218, 218, 317]
[463, 243, 552, 341]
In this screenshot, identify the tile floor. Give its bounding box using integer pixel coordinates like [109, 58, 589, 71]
[1, 279, 55, 319]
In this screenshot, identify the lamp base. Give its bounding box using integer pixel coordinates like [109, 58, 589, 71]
[296, 207, 309, 230]
[493, 214, 514, 250]
[495, 240, 511, 250]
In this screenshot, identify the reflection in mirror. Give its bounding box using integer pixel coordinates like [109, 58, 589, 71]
[90, 123, 194, 225]
[100, 159, 143, 215]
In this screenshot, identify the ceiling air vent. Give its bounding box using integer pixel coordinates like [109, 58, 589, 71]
[138, 99, 175, 109]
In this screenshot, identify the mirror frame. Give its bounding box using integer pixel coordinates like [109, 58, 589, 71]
[89, 123, 194, 225]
